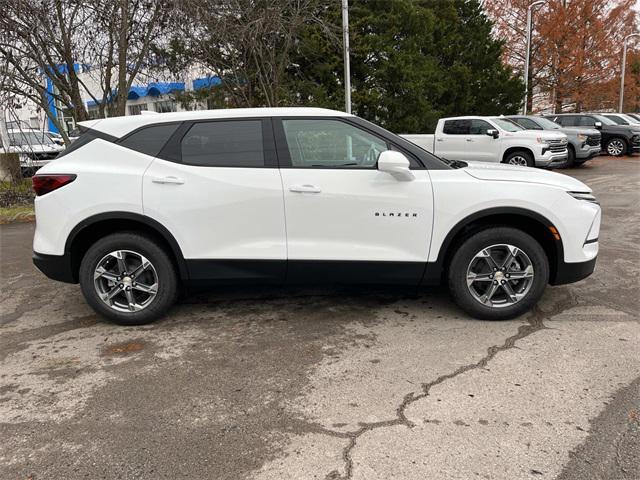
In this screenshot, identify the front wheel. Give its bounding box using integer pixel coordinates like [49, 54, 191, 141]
[447, 227, 549, 320]
[79, 232, 178, 325]
[605, 137, 627, 157]
[502, 150, 534, 167]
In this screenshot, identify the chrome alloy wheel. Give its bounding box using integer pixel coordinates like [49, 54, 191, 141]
[506, 155, 528, 166]
[94, 250, 159, 313]
[606, 139, 624, 156]
[466, 244, 534, 308]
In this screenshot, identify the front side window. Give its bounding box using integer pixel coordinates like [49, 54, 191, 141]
[180, 120, 264, 167]
[469, 119, 494, 134]
[282, 119, 388, 168]
[442, 119, 470, 135]
[556, 116, 577, 127]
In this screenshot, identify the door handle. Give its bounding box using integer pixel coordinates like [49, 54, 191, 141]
[436, 138, 444, 142]
[289, 184, 321, 194]
[151, 176, 185, 185]
[466, 138, 474, 142]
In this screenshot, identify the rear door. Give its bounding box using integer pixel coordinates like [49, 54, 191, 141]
[275, 117, 434, 284]
[437, 120, 470, 160]
[142, 118, 287, 283]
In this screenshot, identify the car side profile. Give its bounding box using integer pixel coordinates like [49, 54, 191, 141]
[32, 108, 600, 325]
[506, 115, 600, 167]
[545, 113, 640, 157]
[402, 116, 568, 167]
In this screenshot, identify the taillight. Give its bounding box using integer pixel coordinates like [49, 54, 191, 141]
[32, 174, 77, 196]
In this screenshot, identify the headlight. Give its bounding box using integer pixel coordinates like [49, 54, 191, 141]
[577, 134, 587, 142]
[568, 191, 599, 204]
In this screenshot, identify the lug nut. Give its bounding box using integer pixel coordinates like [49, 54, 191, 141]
[119, 283, 123, 288]
[501, 280, 506, 284]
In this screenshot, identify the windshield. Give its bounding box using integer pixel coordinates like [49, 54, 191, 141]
[9, 131, 56, 146]
[491, 118, 524, 132]
[535, 117, 562, 129]
[593, 115, 617, 126]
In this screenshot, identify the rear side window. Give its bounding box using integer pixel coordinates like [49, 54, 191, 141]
[442, 120, 470, 135]
[558, 116, 577, 127]
[119, 123, 180, 157]
[512, 117, 542, 130]
[180, 120, 264, 167]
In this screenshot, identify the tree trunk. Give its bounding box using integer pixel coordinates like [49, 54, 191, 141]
[0, 153, 22, 184]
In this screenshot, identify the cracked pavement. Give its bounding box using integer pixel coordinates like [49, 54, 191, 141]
[1, 156, 639, 479]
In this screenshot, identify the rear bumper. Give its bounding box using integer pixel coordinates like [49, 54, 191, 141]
[551, 256, 597, 285]
[33, 251, 76, 283]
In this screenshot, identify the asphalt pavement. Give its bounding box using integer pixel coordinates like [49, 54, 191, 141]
[1, 155, 638, 480]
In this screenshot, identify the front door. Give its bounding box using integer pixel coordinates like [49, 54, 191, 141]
[275, 117, 434, 284]
[466, 119, 502, 163]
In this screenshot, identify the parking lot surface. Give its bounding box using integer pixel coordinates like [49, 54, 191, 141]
[1, 156, 639, 480]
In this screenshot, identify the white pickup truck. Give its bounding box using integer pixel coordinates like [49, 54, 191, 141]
[401, 116, 568, 167]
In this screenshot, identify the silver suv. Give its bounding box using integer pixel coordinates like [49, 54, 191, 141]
[507, 116, 600, 167]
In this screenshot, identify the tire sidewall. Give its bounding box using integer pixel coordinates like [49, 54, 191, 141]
[448, 227, 549, 320]
[606, 138, 626, 157]
[504, 150, 534, 167]
[79, 232, 177, 325]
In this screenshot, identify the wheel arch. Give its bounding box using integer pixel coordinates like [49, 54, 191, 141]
[423, 207, 564, 285]
[65, 212, 189, 282]
[502, 147, 534, 164]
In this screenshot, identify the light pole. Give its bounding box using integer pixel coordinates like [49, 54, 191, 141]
[523, 0, 546, 115]
[341, 0, 351, 114]
[619, 33, 640, 113]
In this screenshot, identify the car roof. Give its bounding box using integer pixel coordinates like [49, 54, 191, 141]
[79, 107, 352, 138]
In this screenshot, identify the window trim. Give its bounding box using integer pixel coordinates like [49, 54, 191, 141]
[156, 117, 277, 168]
[272, 116, 427, 170]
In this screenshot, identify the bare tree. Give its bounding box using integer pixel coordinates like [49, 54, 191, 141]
[170, 0, 331, 107]
[0, 0, 169, 139]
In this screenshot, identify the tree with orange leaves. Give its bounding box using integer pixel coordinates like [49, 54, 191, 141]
[485, 0, 638, 113]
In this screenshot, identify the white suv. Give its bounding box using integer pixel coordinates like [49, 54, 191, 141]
[32, 108, 600, 325]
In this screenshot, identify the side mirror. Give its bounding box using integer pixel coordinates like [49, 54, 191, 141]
[377, 150, 415, 181]
[594, 121, 602, 129]
[486, 129, 499, 139]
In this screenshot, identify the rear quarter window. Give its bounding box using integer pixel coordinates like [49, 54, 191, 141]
[118, 123, 181, 157]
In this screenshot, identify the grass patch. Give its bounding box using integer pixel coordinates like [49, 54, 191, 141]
[0, 178, 32, 194]
[0, 204, 35, 224]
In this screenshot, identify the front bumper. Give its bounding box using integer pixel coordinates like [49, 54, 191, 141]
[33, 251, 77, 283]
[551, 256, 597, 285]
[536, 150, 568, 167]
[575, 144, 601, 160]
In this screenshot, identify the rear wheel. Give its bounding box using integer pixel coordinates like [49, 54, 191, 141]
[79, 232, 178, 325]
[502, 150, 534, 167]
[447, 227, 549, 320]
[605, 137, 626, 157]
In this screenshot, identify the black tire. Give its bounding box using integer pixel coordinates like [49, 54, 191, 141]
[447, 227, 549, 320]
[79, 232, 178, 325]
[502, 150, 534, 167]
[563, 145, 576, 168]
[605, 137, 627, 157]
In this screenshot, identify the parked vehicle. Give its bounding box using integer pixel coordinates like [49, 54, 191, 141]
[600, 113, 640, 126]
[401, 116, 568, 167]
[32, 108, 600, 325]
[2, 130, 64, 176]
[545, 113, 640, 157]
[626, 113, 640, 122]
[506, 115, 600, 167]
